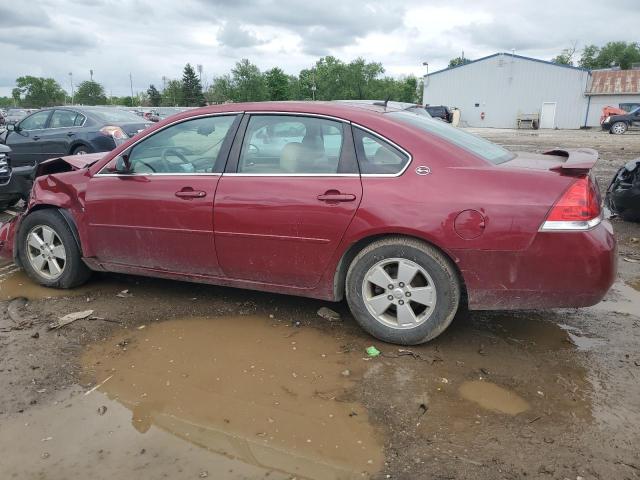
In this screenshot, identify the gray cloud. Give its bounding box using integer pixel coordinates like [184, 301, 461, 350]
[0, 4, 52, 27]
[0, 0, 638, 97]
[217, 23, 265, 48]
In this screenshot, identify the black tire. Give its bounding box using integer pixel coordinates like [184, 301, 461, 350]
[71, 145, 92, 155]
[17, 209, 91, 288]
[610, 121, 628, 135]
[345, 237, 461, 345]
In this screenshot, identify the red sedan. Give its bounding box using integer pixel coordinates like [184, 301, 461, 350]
[0, 102, 616, 345]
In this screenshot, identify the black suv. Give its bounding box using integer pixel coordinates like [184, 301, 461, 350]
[0, 144, 32, 211]
[425, 105, 452, 123]
[602, 106, 640, 134]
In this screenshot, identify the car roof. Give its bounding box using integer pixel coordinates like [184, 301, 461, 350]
[164, 101, 411, 127]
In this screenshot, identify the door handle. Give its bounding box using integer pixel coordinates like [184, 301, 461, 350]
[175, 189, 207, 199]
[32, 136, 40, 141]
[317, 192, 357, 202]
[67, 132, 75, 137]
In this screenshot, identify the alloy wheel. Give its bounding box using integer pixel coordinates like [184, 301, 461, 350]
[26, 225, 66, 280]
[361, 258, 437, 329]
[612, 122, 626, 134]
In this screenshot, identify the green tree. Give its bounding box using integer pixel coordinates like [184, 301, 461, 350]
[264, 67, 289, 101]
[206, 75, 233, 104]
[396, 75, 420, 103]
[595, 41, 640, 70]
[579, 42, 640, 69]
[344, 57, 385, 99]
[147, 84, 162, 107]
[14, 76, 66, 107]
[579, 44, 600, 69]
[162, 80, 184, 106]
[230, 59, 268, 102]
[74, 80, 107, 105]
[448, 56, 472, 68]
[551, 46, 577, 66]
[181, 64, 204, 106]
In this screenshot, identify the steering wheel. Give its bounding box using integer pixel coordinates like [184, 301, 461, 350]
[160, 148, 191, 172]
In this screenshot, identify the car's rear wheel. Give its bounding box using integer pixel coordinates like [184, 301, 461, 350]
[610, 122, 628, 135]
[18, 210, 91, 288]
[72, 145, 91, 155]
[346, 237, 460, 345]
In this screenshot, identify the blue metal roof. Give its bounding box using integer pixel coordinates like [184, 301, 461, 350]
[424, 52, 590, 77]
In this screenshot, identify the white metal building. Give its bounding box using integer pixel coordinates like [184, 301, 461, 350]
[423, 53, 596, 129]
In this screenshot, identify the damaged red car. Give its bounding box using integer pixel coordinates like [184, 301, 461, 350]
[0, 102, 616, 345]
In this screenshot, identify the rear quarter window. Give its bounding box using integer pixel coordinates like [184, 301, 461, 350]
[353, 127, 409, 175]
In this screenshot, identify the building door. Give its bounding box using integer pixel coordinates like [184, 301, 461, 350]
[540, 102, 557, 129]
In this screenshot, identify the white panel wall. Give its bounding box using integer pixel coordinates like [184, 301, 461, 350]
[584, 94, 640, 127]
[423, 54, 591, 129]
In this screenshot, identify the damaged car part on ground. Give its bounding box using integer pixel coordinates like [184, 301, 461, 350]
[606, 158, 640, 222]
[0, 101, 617, 345]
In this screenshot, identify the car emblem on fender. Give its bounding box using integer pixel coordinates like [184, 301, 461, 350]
[415, 166, 431, 175]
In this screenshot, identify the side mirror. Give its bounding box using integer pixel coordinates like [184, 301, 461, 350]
[109, 154, 132, 173]
[6, 123, 16, 132]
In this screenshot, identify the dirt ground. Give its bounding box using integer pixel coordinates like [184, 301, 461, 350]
[0, 128, 639, 480]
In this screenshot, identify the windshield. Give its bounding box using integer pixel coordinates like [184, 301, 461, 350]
[86, 108, 147, 123]
[387, 111, 515, 164]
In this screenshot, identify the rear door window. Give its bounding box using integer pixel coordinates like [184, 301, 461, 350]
[353, 127, 409, 175]
[50, 110, 80, 128]
[237, 115, 345, 174]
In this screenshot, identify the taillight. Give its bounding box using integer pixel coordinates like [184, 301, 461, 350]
[540, 177, 602, 231]
[99, 126, 129, 145]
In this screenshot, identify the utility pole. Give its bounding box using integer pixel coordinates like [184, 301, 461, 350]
[197, 64, 203, 83]
[311, 70, 317, 101]
[90, 69, 94, 81]
[68, 72, 74, 105]
[129, 73, 134, 106]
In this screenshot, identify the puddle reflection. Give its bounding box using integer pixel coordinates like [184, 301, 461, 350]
[83, 315, 384, 479]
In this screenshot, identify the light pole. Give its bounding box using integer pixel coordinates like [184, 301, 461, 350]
[129, 73, 134, 106]
[68, 72, 74, 105]
[89, 69, 93, 82]
[197, 64, 203, 83]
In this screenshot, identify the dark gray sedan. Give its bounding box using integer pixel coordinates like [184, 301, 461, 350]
[1, 107, 152, 168]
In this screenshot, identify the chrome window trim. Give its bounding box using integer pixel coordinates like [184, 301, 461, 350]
[96, 173, 222, 177]
[95, 110, 414, 179]
[95, 112, 243, 176]
[223, 173, 360, 177]
[539, 214, 602, 232]
[229, 112, 412, 178]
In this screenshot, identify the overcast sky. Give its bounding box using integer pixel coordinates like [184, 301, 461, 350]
[1, 0, 638, 97]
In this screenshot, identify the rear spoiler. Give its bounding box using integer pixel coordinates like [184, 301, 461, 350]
[544, 148, 598, 174]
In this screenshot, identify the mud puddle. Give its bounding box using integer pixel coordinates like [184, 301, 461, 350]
[458, 380, 530, 415]
[475, 313, 604, 351]
[81, 315, 384, 479]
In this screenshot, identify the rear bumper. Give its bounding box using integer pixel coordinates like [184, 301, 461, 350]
[457, 220, 617, 310]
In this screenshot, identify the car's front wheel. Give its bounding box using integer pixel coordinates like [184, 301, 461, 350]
[346, 237, 461, 345]
[610, 121, 628, 135]
[18, 210, 91, 288]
